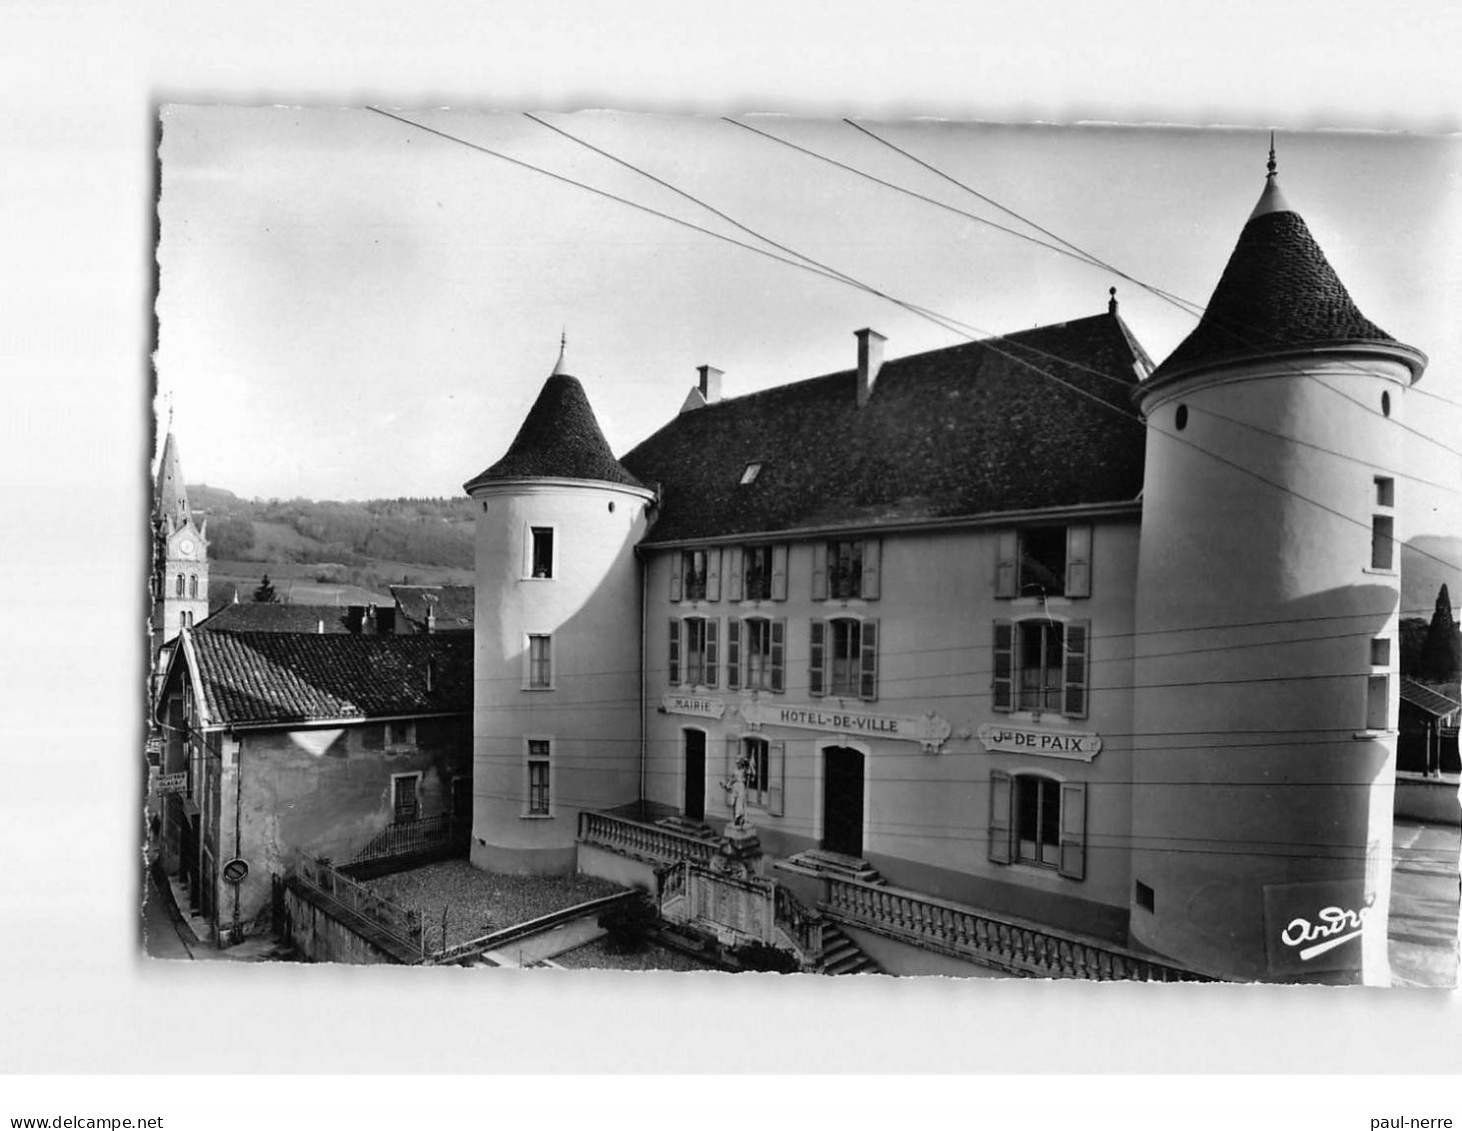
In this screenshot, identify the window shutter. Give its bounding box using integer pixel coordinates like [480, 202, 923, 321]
[726, 619, 741, 690]
[992, 620, 1014, 712]
[995, 530, 1017, 599]
[1058, 781, 1087, 880]
[669, 553, 683, 603]
[1066, 524, 1092, 599]
[988, 770, 1013, 864]
[704, 618, 719, 687]
[768, 740, 785, 815]
[725, 735, 739, 780]
[859, 618, 879, 701]
[770, 544, 788, 601]
[770, 619, 786, 693]
[668, 619, 681, 686]
[706, 547, 722, 602]
[809, 619, 826, 697]
[1062, 620, 1090, 719]
[861, 538, 881, 600]
[727, 549, 744, 602]
[811, 542, 828, 601]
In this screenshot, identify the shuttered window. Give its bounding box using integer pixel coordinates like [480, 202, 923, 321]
[683, 618, 718, 688]
[770, 544, 788, 601]
[1063, 621, 1090, 719]
[809, 620, 826, 697]
[990, 773, 1086, 881]
[993, 619, 1089, 719]
[996, 525, 1093, 599]
[668, 619, 680, 686]
[1065, 525, 1092, 598]
[988, 770, 1012, 864]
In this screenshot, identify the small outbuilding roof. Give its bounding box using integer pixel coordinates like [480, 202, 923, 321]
[390, 584, 475, 632]
[621, 309, 1149, 544]
[176, 631, 472, 728]
[1400, 676, 1462, 720]
[197, 603, 355, 634]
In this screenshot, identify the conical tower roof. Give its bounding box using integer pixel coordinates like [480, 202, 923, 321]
[464, 364, 644, 492]
[154, 431, 192, 527]
[1153, 158, 1407, 381]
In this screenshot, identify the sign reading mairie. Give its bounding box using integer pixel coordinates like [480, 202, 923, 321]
[661, 694, 727, 720]
[741, 702, 952, 753]
[977, 724, 1102, 761]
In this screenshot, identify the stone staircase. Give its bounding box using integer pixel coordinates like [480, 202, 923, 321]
[655, 816, 723, 843]
[784, 848, 886, 886]
[816, 922, 882, 975]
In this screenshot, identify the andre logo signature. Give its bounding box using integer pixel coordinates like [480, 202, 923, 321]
[1279, 900, 1372, 962]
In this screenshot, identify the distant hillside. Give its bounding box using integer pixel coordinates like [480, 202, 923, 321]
[186, 485, 476, 605]
[1403, 535, 1462, 617]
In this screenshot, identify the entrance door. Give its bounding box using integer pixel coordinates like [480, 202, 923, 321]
[822, 746, 865, 857]
[684, 730, 706, 820]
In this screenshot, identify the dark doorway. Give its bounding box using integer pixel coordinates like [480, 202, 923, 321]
[684, 730, 706, 820]
[822, 746, 865, 857]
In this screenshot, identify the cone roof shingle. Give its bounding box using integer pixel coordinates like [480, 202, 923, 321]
[464, 372, 643, 491]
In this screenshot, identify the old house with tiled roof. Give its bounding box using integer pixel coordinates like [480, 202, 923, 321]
[154, 630, 472, 943]
[460, 153, 1428, 983]
[389, 584, 475, 634]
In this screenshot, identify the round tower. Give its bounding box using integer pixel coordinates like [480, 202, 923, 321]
[1128, 150, 1426, 983]
[464, 346, 655, 874]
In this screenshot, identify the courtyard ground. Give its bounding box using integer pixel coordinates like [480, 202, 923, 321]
[363, 860, 622, 950]
[1388, 818, 1461, 989]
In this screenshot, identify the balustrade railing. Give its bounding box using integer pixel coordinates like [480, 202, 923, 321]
[578, 810, 720, 867]
[295, 852, 424, 956]
[352, 814, 469, 865]
[821, 876, 1209, 982]
[773, 884, 824, 963]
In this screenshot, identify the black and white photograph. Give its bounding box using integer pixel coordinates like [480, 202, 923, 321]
[145, 107, 1461, 987]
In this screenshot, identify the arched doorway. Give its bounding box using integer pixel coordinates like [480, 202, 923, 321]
[683, 729, 706, 821]
[822, 745, 865, 857]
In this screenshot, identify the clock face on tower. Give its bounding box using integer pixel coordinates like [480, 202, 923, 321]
[180, 539, 194, 557]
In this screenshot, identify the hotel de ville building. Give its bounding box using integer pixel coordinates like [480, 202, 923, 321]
[461, 155, 1429, 985]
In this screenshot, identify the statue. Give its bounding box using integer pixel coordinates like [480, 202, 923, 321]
[721, 755, 750, 828]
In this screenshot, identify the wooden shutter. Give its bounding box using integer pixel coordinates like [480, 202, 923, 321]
[770, 543, 788, 601]
[859, 618, 879, 702]
[809, 619, 826, 697]
[704, 618, 719, 687]
[1062, 620, 1090, 719]
[1058, 781, 1087, 880]
[706, 547, 722, 602]
[770, 618, 786, 693]
[768, 740, 785, 815]
[992, 620, 1014, 712]
[1066, 524, 1092, 598]
[995, 530, 1017, 599]
[727, 548, 744, 602]
[861, 538, 881, 600]
[988, 770, 1013, 864]
[726, 735, 739, 779]
[811, 541, 828, 601]
[669, 552, 683, 603]
[726, 618, 741, 690]
[668, 619, 681, 686]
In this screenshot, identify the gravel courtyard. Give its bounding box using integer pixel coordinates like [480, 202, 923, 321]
[363, 860, 623, 950]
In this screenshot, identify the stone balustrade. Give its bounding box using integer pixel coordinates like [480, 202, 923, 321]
[822, 875, 1210, 982]
[577, 810, 721, 867]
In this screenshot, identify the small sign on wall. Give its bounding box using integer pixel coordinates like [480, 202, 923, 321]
[1262, 878, 1371, 977]
[977, 724, 1102, 761]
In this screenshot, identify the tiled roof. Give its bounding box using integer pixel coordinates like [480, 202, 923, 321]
[183, 632, 472, 727]
[620, 311, 1148, 544]
[1154, 207, 1397, 379]
[390, 584, 476, 632]
[1400, 676, 1462, 719]
[464, 373, 644, 491]
[198, 603, 355, 633]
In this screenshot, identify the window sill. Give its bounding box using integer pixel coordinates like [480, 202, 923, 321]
[1360, 567, 1398, 578]
[520, 576, 556, 582]
[520, 813, 555, 821]
[522, 686, 556, 692]
[1353, 729, 1398, 740]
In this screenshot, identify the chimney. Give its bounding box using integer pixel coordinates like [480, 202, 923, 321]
[855, 329, 886, 408]
[426, 656, 437, 694]
[426, 606, 437, 634]
[697, 365, 723, 405]
[317, 618, 324, 634]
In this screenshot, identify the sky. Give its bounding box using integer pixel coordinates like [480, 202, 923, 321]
[156, 108, 1462, 539]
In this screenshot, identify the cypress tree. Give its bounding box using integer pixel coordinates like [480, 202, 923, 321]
[1419, 584, 1461, 682]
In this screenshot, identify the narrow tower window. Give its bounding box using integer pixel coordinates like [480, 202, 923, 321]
[530, 527, 554, 578]
[1370, 515, 1395, 570]
[1374, 476, 1395, 508]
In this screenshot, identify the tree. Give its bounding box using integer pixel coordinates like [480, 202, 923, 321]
[253, 573, 278, 603]
[1418, 584, 1461, 683]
